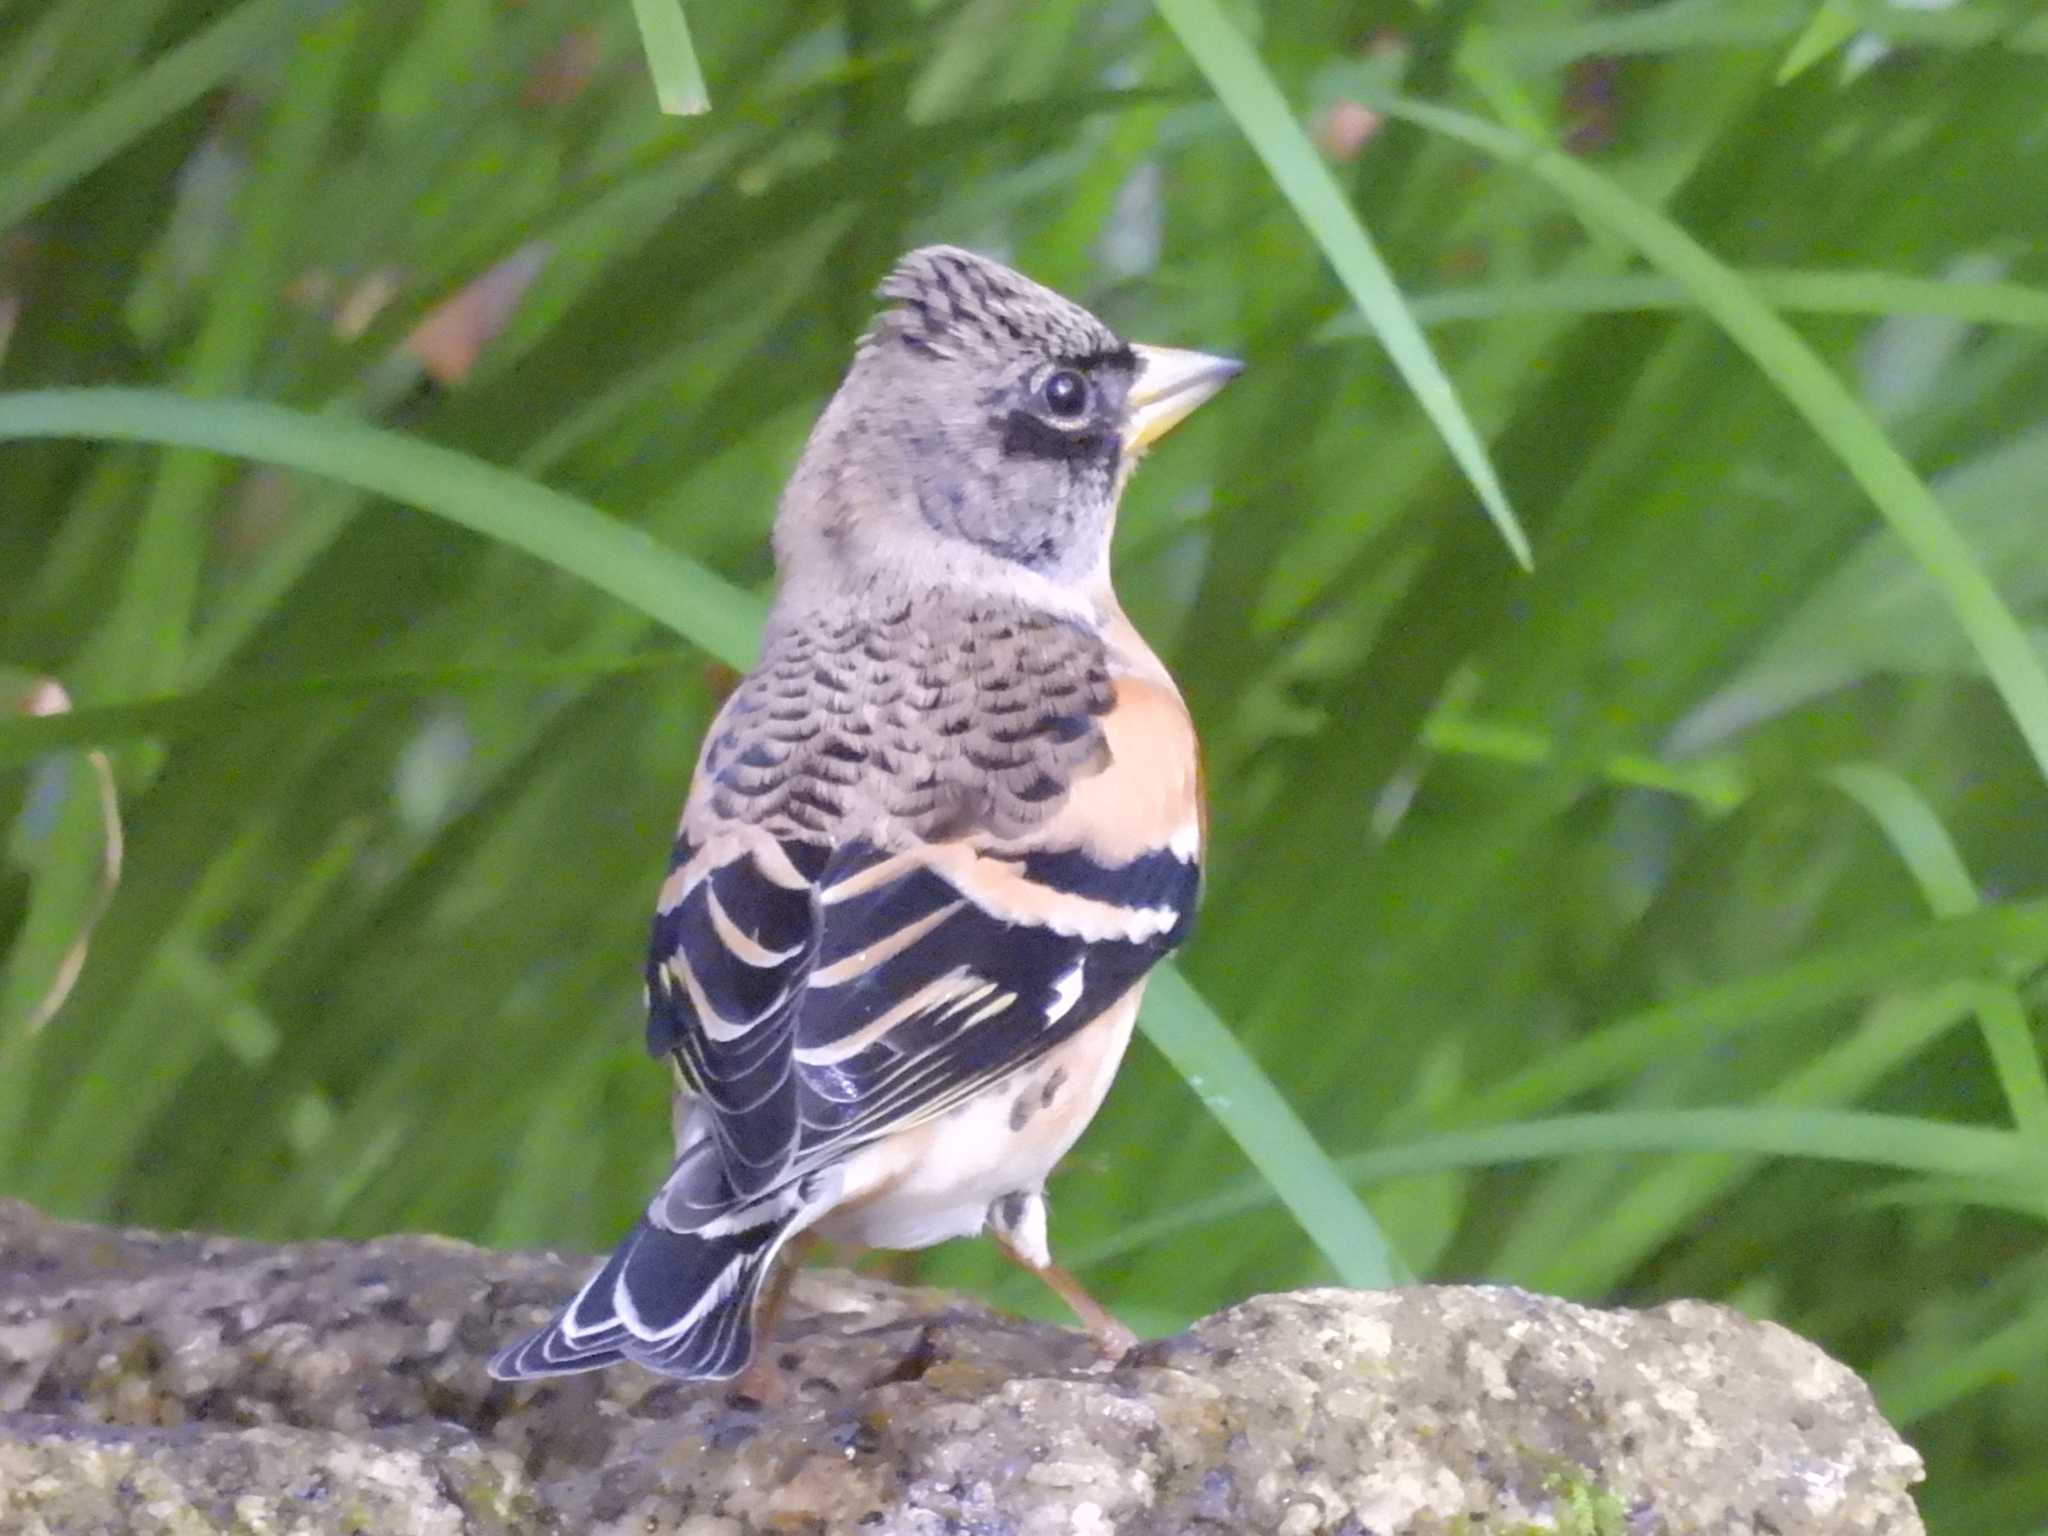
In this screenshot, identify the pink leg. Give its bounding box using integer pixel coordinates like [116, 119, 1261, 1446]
[992, 1234, 1139, 1359]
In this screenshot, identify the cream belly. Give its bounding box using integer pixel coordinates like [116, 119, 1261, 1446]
[808, 983, 1145, 1254]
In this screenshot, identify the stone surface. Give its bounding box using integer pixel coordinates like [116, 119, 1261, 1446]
[0, 1199, 1923, 1534]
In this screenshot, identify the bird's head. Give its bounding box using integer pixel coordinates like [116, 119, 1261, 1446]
[775, 245, 1240, 609]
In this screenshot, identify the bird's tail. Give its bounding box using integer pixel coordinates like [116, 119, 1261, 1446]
[489, 1214, 792, 1382]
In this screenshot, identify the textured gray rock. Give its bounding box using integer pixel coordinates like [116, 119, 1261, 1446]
[0, 1199, 1922, 1534]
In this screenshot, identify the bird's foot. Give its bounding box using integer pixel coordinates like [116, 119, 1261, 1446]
[992, 1227, 1140, 1364]
[1079, 1305, 1141, 1362]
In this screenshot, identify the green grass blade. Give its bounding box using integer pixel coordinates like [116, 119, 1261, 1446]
[1343, 1106, 2043, 1188]
[1153, 0, 1533, 570]
[1516, 983, 1988, 1296]
[0, 655, 681, 765]
[1825, 763, 2048, 1137]
[1140, 966, 1402, 1287]
[1316, 269, 2048, 336]
[0, 389, 766, 669]
[0, 756, 113, 1143]
[1465, 899, 2048, 1123]
[1076, 1103, 2046, 1269]
[630, 0, 710, 116]
[1776, 0, 1861, 83]
[1875, 1292, 2048, 1426]
[84, 7, 359, 702]
[1360, 91, 2048, 792]
[0, 0, 313, 232]
[1423, 712, 1748, 812]
[1492, 1, 1797, 68]
[1498, 2, 2048, 67]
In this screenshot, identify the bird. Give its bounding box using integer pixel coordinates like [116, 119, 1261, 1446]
[490, 244, 1240, 1392]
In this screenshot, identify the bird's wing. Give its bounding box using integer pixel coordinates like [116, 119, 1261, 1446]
[644, 672, 1201, 1223]
[645, 825, 825, 1206]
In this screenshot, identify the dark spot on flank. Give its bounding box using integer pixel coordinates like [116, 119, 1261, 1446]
[1041, 1067, 1067, 1106]
[1009, 1093, 1034, 1132]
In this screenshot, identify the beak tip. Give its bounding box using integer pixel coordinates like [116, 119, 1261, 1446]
[1123, 343, 1245, 452]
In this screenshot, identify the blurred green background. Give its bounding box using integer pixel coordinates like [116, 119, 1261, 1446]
[5, 1, 2048, 1528]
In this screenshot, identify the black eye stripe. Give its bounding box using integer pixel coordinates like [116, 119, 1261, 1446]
[1001, 410, 1116, 464]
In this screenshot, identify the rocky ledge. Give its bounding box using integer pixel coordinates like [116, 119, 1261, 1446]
[0, 1199, 1921, 1534]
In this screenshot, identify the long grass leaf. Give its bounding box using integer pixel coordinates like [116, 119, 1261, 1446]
[1825, 763, 2048, 1137]
[1316, 270, 2048, 337]
[1077, 1105, 2046, 1269]
[1141, 967, 1402, 1287]
[1343, 1107, 2044, 1188]
[1466, 899, 2048, 1123]
[0, 389, 767, 669]
[0, 0, 316, 232]
[1152, 0, 1533, 569]
[1519, 983, 1988, 1295]
[1360, 91, 2048, 792]
[1775, 0, 1861, 83]
[1875, 1293, 2048, 1425]
[0, 655, 681, 765]
[86, 8, 360, 701]
[629, 0, 710, 116]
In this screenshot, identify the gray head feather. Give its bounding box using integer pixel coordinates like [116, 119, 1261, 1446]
[778, 246, 1142, 595]
[869, 245, 1129, 368]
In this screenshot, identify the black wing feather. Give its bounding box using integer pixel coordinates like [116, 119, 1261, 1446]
[645, 830, 1198, 1216]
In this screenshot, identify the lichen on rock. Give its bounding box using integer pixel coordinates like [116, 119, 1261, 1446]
[0, 1200, 1922, 1534]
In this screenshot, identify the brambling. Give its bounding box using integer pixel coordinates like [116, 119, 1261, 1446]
[491, 246, 1239, 1390]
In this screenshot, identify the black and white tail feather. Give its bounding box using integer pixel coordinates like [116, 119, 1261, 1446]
[490, 1140, 818, 1381]
[490, 1218, 782, 1380]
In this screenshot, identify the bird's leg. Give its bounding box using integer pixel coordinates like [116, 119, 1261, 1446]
[988, 1192, 1139, 1360]
[1008, 1248, 1141, 1359]
[729, 1234, 814, 1405]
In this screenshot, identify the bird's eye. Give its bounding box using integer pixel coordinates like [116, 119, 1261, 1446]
[1040, 369, 1089, 419]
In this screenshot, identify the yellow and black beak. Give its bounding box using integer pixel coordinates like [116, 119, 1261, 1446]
[1124, 344, 1244, 454]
